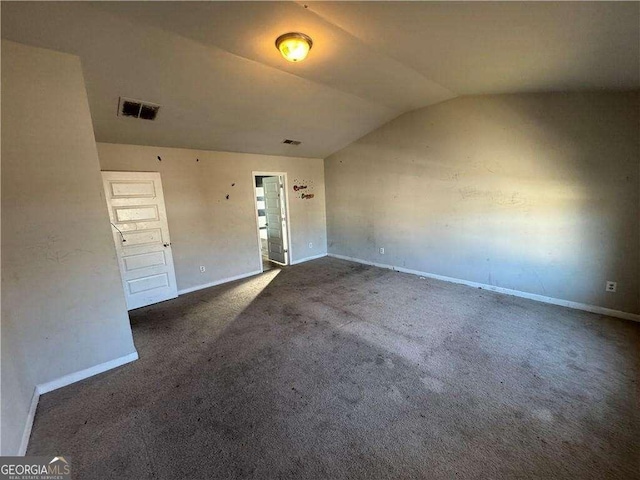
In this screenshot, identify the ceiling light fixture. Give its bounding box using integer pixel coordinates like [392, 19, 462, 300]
[275, 32, 313, 62]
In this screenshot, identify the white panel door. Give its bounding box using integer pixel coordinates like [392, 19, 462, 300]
[101, 171, 178, 310]
[263, 176, 287, 264]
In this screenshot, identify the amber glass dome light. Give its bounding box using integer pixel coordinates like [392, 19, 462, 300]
[275, 32, 313, 62]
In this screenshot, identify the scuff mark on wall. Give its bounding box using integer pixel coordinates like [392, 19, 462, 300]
[23, 233, 94, 264]
[458, 186, 527, 207]
[526, 267, 548, 295]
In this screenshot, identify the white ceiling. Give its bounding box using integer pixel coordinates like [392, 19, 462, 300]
[2, 1, 638, 158]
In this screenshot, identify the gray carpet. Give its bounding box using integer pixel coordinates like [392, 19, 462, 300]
[28, 257, 639, 479]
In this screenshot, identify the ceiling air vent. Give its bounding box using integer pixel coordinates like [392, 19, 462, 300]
[283, 139, 301, 145]
[118, 97, 160, 121]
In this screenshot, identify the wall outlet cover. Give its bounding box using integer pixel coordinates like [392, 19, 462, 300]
[200, 266, 206, 273]
[605, 281, 617, 292]
[379, 247, 385, 255]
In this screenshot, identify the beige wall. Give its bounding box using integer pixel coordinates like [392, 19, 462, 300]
[1, 41, 137, 455]
[325, 92, 640, 314]
[97, 143, 327, 292]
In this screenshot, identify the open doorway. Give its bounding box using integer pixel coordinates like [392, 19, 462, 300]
[253, 172, 291, 272]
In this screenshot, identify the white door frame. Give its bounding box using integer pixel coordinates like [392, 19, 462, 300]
[252, 171, 293, 272]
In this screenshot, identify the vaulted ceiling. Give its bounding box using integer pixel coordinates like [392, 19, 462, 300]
[2, 2, 638, 158]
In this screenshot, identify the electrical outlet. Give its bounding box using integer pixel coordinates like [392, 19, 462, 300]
[379, 247, 385, 255]
[200, 266, 206, 273]
[605, 281, 617, 293]
[309, 242, 313, 249]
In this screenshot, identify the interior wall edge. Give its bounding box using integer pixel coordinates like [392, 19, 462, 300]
[35, 352, 139, 396]
[16, 351, 139, 456]
[1, 39, 138, 456]
[17, 389, 40, 457]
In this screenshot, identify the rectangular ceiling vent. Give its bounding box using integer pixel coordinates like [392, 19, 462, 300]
[118, 97, 160, 121]
[283, 139, 301, 145]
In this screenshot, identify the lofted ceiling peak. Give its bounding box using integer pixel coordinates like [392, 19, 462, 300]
[2, 1, 637, 158]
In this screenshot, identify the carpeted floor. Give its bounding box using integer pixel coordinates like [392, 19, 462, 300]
[28, 257, 639, 479]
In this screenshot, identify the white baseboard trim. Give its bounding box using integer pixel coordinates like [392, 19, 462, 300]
[36, 351, 139, 395]
[177, 257, 328, 295]
[17, 351, 139, 456]
[18, 388, 40, 456]
[291, 253, 328, 265]
[178, 270, 262, 295]
[327, 253, 640, 322]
